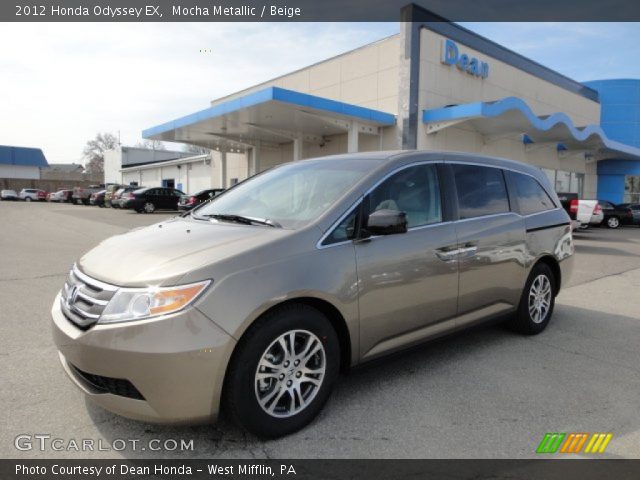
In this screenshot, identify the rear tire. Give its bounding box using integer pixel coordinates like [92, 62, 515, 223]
[508, 263, 556, 335]
[143, 202, 155, 214]
[606, 216, 620, 229]
[223, 304, 340, 438]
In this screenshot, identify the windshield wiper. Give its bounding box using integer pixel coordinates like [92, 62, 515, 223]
[203, 213, 282, 228]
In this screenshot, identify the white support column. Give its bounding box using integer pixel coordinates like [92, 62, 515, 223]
[220, 151, 227, 188]
[293, 134, 303, 161]
[250, 142, 261, 176]
[347, 121, 359, 153]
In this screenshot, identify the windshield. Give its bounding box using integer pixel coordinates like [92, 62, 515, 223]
[194, 158, 377, 229]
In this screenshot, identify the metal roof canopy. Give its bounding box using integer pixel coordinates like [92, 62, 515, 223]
[143, 87, 396, 154]
[0, 145, 49, 167]
[423, 97, 640, 161]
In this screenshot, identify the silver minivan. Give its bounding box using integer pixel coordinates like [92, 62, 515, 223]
[52, 151, 574, 438]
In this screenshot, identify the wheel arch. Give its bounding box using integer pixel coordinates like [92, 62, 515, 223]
[223, 297, 352, 385]
[532, 255, 561, 296]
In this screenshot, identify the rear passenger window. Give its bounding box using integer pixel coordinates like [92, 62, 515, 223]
[452, 164, 510, 219]
[511, 172, 556, 215]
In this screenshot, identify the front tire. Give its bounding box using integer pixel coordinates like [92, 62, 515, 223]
[508, 263, 556, 335]
[606, 216, 620, 229]
[223, 304, 340, 438]
[25, 197, 32, 202]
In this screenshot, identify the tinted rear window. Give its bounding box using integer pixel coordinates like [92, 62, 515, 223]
[511, 172, 556, 215]
[452, 164, 510, 219]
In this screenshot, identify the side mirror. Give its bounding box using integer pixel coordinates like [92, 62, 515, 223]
[366, 209, 408, 236]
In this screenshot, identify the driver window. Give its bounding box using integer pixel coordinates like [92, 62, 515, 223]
[368, 164, 442, 228]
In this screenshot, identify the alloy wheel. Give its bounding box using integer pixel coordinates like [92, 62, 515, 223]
[254, 330, 326, 418]
[528, 274, 552, 324]
[608, 217, 620, 228]
[143, 202, 155, 213]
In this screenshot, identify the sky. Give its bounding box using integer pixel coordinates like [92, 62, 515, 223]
[0, 22, 639, 164]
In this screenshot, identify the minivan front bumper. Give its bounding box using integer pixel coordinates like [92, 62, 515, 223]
[51, 292, 236, 424]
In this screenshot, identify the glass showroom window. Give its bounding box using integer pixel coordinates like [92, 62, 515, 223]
[624, 175, 640, 203]
[555, 170, 571, 192]
[549, 169, 584, 197]
[570, 172, 584, 196]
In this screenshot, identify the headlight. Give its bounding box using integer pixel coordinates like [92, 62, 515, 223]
[99, 280, 211, 324]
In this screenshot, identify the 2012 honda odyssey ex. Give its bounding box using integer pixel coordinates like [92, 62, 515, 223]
[52, 151, 574, 438]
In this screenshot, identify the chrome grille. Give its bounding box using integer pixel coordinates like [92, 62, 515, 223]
[60, 265, 117, 329]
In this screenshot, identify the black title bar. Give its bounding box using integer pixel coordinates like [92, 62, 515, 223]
[4, 0, 640, 22]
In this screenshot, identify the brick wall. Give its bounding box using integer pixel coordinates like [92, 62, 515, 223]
[0, 178, 101, 193]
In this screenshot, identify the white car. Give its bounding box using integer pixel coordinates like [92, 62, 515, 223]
[49, 189, 72, 203]
[0, 189, 18, 200]
[19, 188, 45, 202]
[573, 200, 603, 228]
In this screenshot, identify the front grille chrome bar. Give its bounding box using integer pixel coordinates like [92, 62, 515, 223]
[60, 264, 118, 329]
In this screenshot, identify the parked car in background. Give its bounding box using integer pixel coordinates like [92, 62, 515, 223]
[597, 200, 634, 229]
[72, 185, 105, 205]
[557, 193, 602, 229]
[90, 190, 106, 207]
[178, 188, 225, 212]
[113, 186, 143, 209]
[49, 189, 73, 203]
[104, 184, 124, 207]
[616, 203, 640, 226]
[1, 189, 19, 200]
[19, 188, 47, 202]
[121, 187, 185, 213]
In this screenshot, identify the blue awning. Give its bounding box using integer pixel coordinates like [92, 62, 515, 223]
[143, 87, 396, 152]
[422, 97, 640, 161]
[0, 145, 49, 168]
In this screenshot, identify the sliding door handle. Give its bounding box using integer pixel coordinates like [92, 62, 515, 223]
[458, 244, 478, 258]
[435, 246, 460, 261]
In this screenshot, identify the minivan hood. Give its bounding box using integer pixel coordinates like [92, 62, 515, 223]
[78, 217, 290, 287]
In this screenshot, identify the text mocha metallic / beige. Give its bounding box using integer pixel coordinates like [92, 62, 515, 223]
[52, 151, 574, 437]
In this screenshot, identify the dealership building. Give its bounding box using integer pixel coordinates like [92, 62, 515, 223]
[0, 145, 48, 180]
[142, 5, 640, 203]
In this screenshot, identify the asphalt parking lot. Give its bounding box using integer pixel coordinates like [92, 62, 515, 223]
[1, 201, 639, 459]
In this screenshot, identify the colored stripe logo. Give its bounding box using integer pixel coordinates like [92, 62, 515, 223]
[536, 433, 612, 454]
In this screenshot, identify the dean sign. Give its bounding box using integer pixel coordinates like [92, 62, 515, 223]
[441, 39, 489, 79]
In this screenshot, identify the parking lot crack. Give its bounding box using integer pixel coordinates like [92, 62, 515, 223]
[527, 337, 640, 376]
[0, 272, 67, 282]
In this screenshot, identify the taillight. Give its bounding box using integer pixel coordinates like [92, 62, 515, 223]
[569, 199, 579, 214]
[593, 204, 602, 215]
[188, 196, 197, 205]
